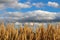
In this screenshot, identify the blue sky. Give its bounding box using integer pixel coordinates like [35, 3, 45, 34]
[21, 0, 60, 12]
[5, 0, 60, 12]
[0, 0, 60, 22]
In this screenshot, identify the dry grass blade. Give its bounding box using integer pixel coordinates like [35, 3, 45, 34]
[0, 23, 60, 40]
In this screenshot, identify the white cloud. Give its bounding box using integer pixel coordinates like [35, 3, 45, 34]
[8, 12, 23, 17]
[0, 0, 60, 10]
[32, 2, 45, 8]
[0, 0, 31, 10]
[0, 10, 59, 22]
[0, 4, 5, 10]
[32, 2, 60, 8]
[23, 10, 56, 20]
[7, 1, 31, 9]
[0, 0, 17, 3]
[0, 0, 17, 10]
[48, 1, 59, 8]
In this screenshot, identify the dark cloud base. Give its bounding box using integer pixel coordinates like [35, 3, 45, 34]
[17, 19, 60, 23]
[0, 19, 60, 23]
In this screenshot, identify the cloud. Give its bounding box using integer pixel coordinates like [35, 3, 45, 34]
[22, 10, 56, 20]
[32, 1, 60, 8]
[32, 2, 60, 8]
[0, 4, 5, 10]
[48, 1, 60, 8]
[0, 0, 60, 10]
[0, 0, 17, 10]
[0, 0, 31, 10]
[0, 10, 59, 22]
[7, 1, 31, 9]
[0, 0, 17, 3]
[32, 2, 45, 8]
[0, 12, 23, 20]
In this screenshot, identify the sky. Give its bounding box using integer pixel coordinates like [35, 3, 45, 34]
[0, 0, 60, 23]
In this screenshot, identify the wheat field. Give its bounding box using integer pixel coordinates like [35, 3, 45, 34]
[0, 22, 60, 40]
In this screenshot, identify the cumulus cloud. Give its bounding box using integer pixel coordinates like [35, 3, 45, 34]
[0, 0, 31, 10]
[22, 10, 56, 20]
[0, 10, 59, 22]
[0, 0, 60, 10]
[32, 2, 45, 8]
[0, 0, 17, 10]
[32, 1, 60, 8]
[0, 0, 17, 3]
[0, 4, 5, 10]
[48, 1, 60, 8]
[7, 1, 31, 9]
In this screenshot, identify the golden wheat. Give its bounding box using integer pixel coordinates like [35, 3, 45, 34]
[0, 23, 60, 40]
